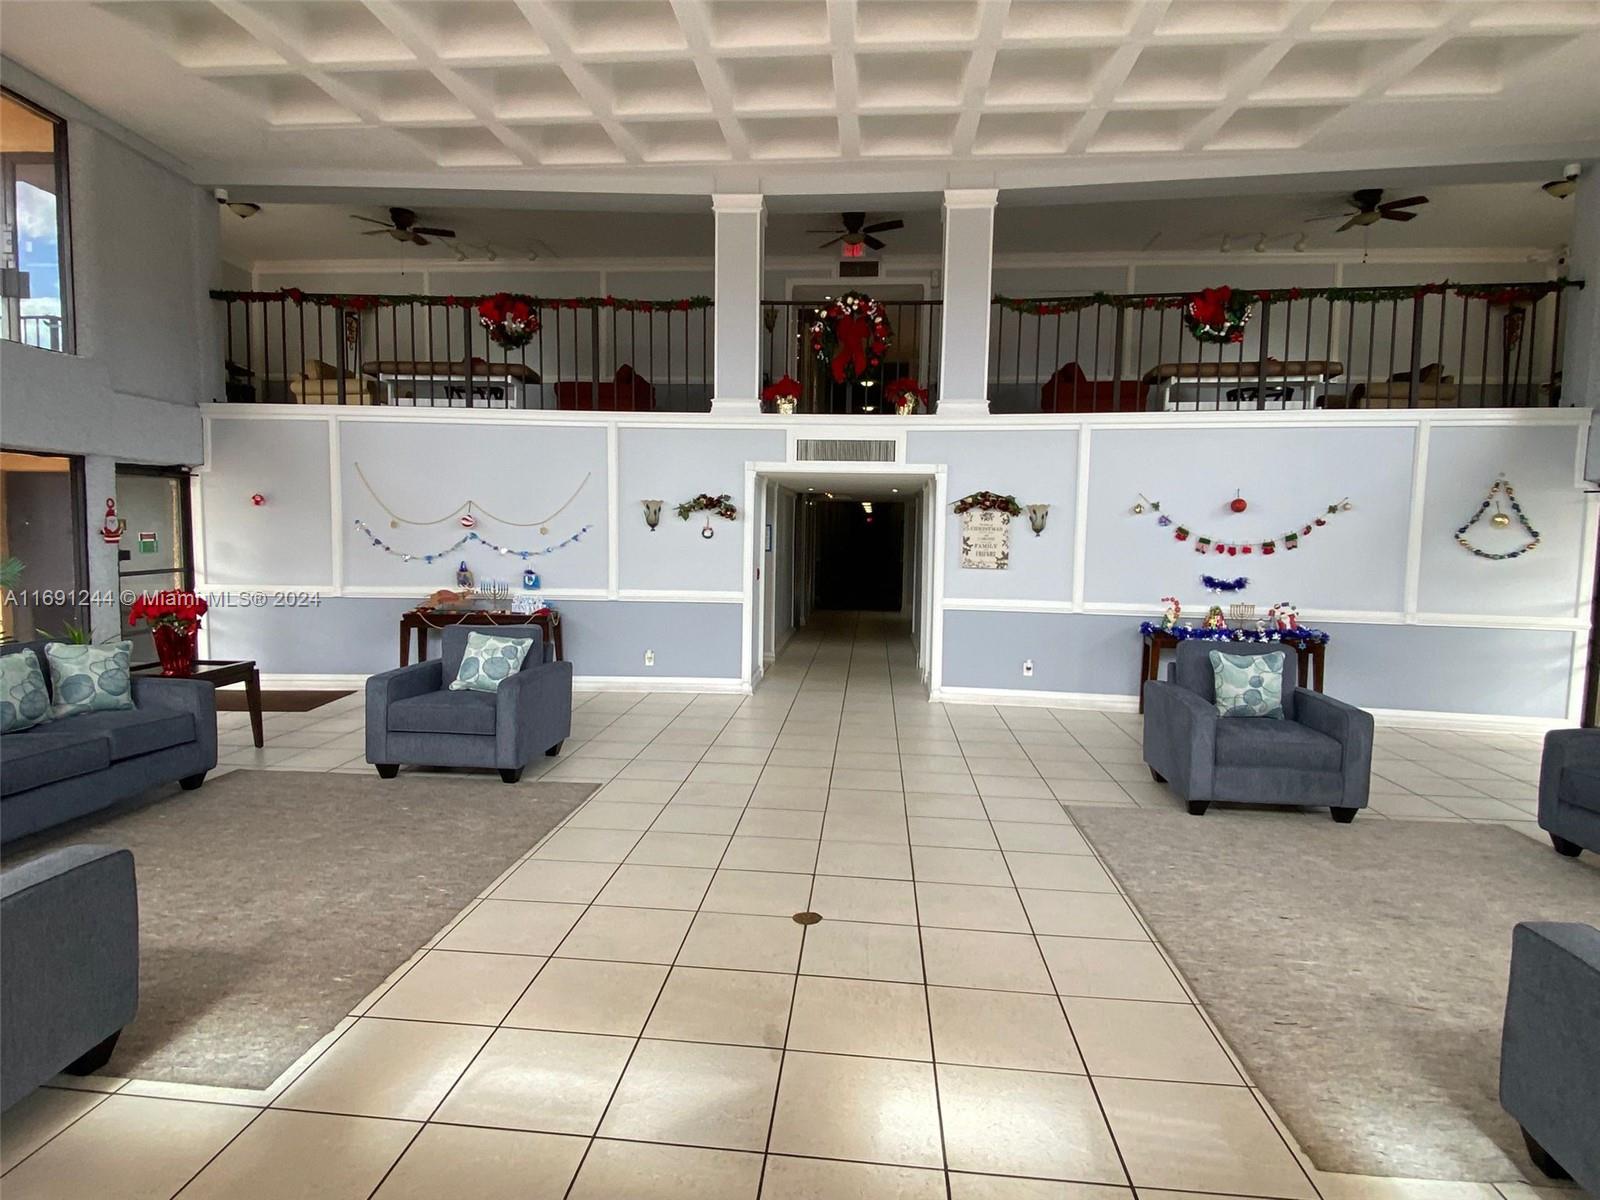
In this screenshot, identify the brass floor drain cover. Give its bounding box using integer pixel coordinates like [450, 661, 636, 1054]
[792, 911, 822, 925]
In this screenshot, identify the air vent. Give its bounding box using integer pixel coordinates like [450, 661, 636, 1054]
[796, 439, 897, 463]
[839, 260, 881, 278]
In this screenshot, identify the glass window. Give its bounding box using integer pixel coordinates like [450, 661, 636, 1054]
[115, 467, 195, 666]
[0, 451, 89, 641]
[1, 89, 73, 353]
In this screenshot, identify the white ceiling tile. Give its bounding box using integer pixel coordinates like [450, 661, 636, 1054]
[855, 1, 982, 45]
[742, 116, 840, 159]
[1205, 104, 1345, 150]
[627, 119, 729, 162]
[972, 110, 1076, 156]
[724, 55, 835, 113]
[456, 64, 590, 121]
[1156, 1, 1293, 38]
[102, 2, 285, 70]
[706, 1, 830, 50]
[597, 60, 712, 116]
[399, 125, 523, 167]
[858, 113, 959, 156]
[1087, 109, 1205, 153]
[856, 51, 969, 109]
[238, 1, 414, 64]
[986, 49, 1110, 107]
[1386, 35, 1573, 97]
[549, 1, 687, 55]
[1251, 39, 1416, 102]
[1309, 2, 1449, 34]
[392, 1, 547, 61]
[207, 72, 360, 127]
[1003, 1, 1137, 42]
[331, 69, 475, 123]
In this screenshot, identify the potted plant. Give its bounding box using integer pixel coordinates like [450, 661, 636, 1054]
[130, 590, 209, 677]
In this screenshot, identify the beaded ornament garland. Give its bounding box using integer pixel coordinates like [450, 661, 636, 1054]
[353, 519, 592, 563]
[1455, 477, 1541, 560]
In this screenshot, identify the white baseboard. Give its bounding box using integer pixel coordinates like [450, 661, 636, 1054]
[1364, 707, 1574, 734]
[932, 686, 1141, 712]
[259, 672, 752, 695]
[260, 674, 367, 690]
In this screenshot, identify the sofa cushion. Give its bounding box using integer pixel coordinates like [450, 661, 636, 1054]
[388, 690, 497, 736]
[1215, 719, 1341, 771]
[54, 708, 197, 761]
[44, 642, 134, 719]
[1560, 768, 1600, 816]
[0, 730, 112, 796]
[1, 651, 52, 733]
[1210, 649, 1286, 719]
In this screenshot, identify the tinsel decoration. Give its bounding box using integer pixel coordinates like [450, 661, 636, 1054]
[1202, 575, 1249, 592]
[353, 519, 592, 563]
[1141, 621, 1330, 645]
[1456, 477, 1540, 560]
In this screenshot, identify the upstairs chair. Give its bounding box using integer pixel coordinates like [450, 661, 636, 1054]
[1537, 728, 1600, 857]
[1143, 641, 1374, 820]
[365, 626, 572, 783]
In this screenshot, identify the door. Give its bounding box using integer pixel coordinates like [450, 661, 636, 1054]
[115, 466, 194, 665]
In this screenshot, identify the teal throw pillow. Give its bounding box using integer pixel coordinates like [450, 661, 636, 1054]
[450, 632, 534, 693]
[1209, 649, 1285, 719]
[1, 652, 52, 732]
[44, 641, 135, 718]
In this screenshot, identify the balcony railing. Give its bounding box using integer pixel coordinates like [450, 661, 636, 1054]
[212, 290, 712, 412]
[989, 280, 1577, 413]
[761, 299, 942, 414]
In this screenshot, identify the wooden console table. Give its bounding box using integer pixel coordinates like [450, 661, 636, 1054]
[400, 608, 563, 667]
[134, 658, 263, 748]
[1139, 630, 1326, 713]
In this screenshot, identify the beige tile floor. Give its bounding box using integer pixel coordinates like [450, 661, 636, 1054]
[0, 614, 1572, 1200]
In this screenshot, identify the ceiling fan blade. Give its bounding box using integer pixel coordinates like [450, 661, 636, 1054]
[863, 235, 886, 251]
[1304, 212, 1348, 223]
[351, 215, 392, 227]
[817, 235, 844, 249]
[1335, 216, 1362, 233]
[842, 211, 865, 233]
[413, 226, 456, 238]
[1379, 196, 1428, 212]
[361, 228, 391, 236]
[862, 219, 904, 234]
[1381, 209, 1418, 222]
[410, 233, 430, 246]
[388, 229, 410, 242]
[806, 228, 844, 234]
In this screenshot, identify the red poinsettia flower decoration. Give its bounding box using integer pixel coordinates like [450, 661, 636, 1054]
[129, 590, 209, 630]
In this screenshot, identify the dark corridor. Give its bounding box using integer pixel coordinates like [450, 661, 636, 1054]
[812, 500, 905, 612]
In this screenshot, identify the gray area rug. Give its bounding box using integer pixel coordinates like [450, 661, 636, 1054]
[6, 770, 595, 1089]
[1070, 808, 1600, 1182]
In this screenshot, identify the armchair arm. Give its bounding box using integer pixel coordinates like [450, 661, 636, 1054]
[1143, 680, 1219, 801]
[365, 660, 443, 763]
[0, 846, 139, 1110]
[1294, 688, 1374, 809]
[496, 659, 575, 765]
[1499, 921, 1600, 1188]
[131, 676, 217, 770]
[1540, 729, 1600, 823]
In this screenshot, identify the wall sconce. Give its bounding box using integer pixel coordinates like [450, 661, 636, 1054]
[1025, 504, 1050, 537]
[642, 500, 663, 531]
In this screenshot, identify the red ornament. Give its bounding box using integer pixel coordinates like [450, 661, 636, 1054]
[1229, 495, 1248, 513]
[251, 493, 266, 506]
[460, 512, 477, 530]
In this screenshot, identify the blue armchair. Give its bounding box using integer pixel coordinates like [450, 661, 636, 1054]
[1537, 729, 1600, 858]
[365, 626, 573, 784]
[1142, 641, 1374, 821]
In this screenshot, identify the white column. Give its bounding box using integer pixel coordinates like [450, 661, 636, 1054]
[1561, 178, 1600, 479]
[937, 188, 999, 415]
[712, 193, 765, 415]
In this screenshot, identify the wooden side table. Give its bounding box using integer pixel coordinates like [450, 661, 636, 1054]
[1139, 630, 1326, 713]
[135, 659, 263, 747]
[399, 608, 564, 667]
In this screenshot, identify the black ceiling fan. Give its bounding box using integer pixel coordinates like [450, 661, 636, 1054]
[1308, 189, 1429, 233]
[350, 206, 457, 246]
[808, 211, 904, 251]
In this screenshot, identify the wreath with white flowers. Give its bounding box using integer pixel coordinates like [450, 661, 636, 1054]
[810, 292, 892, 384]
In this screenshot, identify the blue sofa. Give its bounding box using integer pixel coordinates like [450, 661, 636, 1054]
[1499, 921, 1600, 1190]
[1, 845, 139, 1111]
[1143, 640, 1374, 820]
[1537, 728, 1600, 858]
[0, 641, 217, 844]
[365, 626, 573, 783]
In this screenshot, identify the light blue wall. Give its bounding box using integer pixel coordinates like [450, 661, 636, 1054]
[907, 429, 1078, 603]
[203, 419, 334, 586]
[617, 427, 784, 592]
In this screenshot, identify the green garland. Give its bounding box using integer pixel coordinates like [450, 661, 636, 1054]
[993, 278, 1580, 316]
[952, 491, 1022, 516]
[211, 288, 713, 314]
[677, 493, 737, 521]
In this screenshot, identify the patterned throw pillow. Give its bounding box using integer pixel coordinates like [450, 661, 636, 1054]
[1209, 650, 1286, 719]
[44, 641, 135, 719]
[1, 652, 52, 732]
[449, 632, 534, 693]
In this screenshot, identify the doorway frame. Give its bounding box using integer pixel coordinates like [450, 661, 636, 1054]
[741, 461, 946, 691]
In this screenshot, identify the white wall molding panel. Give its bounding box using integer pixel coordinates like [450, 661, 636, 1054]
[712, 193, 765, 415]
[938, 189, 998, 414]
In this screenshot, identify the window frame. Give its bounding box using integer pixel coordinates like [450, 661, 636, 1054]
[1, 86, 75, 355]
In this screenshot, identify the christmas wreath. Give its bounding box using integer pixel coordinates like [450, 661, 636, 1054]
[677, 493, 738, 522]
[1184, 286, 1253, 344]
[953, 491, 1022, 517]
[477, 293, 541, 349]
[810, 292, 892, 384]
[884, 376, 928, 415]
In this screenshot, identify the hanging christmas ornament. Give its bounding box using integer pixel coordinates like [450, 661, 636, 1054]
[1456, 476, 1540, 560]
[100, 498, 126, 545]
[459, 511, 477, 529]
[1133, 497, 1351, 557]
[1229, 491, 1248, 514]
[701, 517, 715, 540]
[251, 492, 267, 507]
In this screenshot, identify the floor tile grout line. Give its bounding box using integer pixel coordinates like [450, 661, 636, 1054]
[0, 1085, 118, 1180]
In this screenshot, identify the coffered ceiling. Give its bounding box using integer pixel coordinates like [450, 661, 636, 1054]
[2, 1, 1597, 195]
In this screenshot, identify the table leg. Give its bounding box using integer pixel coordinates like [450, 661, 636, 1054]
[417, 628, 428, 663]
[1138, 640, 1152, 714]
[399, 622, 411, 668]
[1297, 648, 1310, 690]
[1313, 644, 1326, 693]
[245, 668, 264, 749]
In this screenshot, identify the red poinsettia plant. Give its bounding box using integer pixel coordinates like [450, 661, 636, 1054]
[129, 590, 209, 630]
[477, 293, 541, 349]
[761, 375, 802, 413]
[884, 376, 927, 415]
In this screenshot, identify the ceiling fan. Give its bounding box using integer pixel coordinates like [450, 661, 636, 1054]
[350, 206, 457, 246]
[808, 211, 904, 251]
[1543, 164, 1580, 199]
[1308, 189, 1429, 233]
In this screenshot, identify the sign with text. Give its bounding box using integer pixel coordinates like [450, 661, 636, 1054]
[959, 509, 1011, 570]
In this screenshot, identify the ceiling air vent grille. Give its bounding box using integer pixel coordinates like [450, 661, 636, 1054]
[796, 439, 897, 463]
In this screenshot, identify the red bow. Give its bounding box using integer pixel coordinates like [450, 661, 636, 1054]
[1190, 286, 1234, 328]
[830, 313, 872, 383]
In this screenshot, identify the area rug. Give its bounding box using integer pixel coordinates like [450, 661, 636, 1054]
[1069, 808, 1600, 1182]
[5, 770, 596, 1089]
[217, 689, 352, 712]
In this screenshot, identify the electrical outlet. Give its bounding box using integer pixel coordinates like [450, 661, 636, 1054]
[1022, 659, 1034, 678]
[644, 650, 655, 667]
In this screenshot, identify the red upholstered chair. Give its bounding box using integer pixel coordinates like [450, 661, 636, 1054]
[554, 364, 656, 411]
[1039, 362, 1144, 413]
